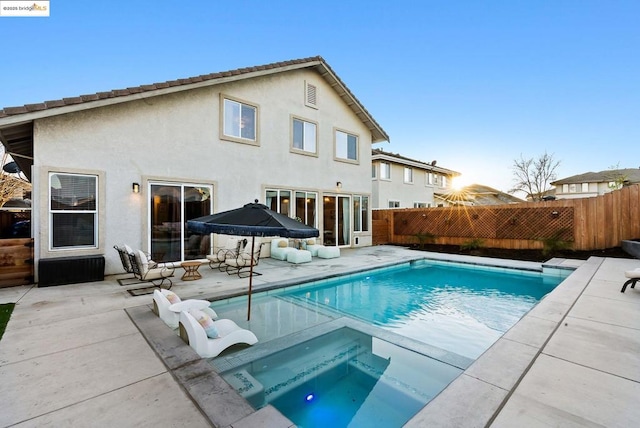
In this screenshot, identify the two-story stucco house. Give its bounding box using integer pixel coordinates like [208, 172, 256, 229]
[371, 149, 459, 209]
[0, 57, 389, 278]
[551, 168, 640, 199]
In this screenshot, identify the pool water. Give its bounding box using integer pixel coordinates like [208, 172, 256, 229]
[283, 260, 564, 359]
[221, 327, 462, 428]
[211, 259, 569, 426]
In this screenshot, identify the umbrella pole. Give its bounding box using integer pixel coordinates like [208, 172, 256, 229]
[247, 236, 255, 321]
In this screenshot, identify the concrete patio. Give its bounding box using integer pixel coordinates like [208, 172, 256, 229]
[0, 245, 638, 427]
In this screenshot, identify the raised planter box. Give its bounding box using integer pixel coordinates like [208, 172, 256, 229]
[621, 240, 640, 259]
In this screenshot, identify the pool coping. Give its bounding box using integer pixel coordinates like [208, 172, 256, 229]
[127, 254, 587, 427]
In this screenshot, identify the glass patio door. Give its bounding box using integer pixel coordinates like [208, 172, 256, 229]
[149, 183, 212, 262]
[322, 195, 350, 246]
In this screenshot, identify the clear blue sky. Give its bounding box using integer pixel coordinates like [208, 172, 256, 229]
[1, 0, 639, 193]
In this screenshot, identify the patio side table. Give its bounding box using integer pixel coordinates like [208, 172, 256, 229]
[181, 261, 202, 281]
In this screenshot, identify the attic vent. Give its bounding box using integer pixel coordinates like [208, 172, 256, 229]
[305, 82, 317, 108]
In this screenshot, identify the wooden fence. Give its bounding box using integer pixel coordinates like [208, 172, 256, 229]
[0, 238, 34, 287]
[372, 183, 640, 251]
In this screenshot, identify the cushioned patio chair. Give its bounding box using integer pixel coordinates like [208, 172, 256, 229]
[225, 240, 264, 277]
[301, 238, 325, 257]
[206, 237, 245, 271]
[128, 249, 176, 289]
[113, 244, 145, 286]
[152, 289, 217, 329]
[621, 268, 640, 293]
[179, 309, 258, 358]
[270, 238, 295, 261]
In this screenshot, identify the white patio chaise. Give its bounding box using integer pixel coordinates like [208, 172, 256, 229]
[152, 289, 217, 329]
[179, 310, 258, 358]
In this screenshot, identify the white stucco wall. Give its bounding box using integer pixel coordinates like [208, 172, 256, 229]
[372, 162, 441, 208]
[32, 68, 375, 274]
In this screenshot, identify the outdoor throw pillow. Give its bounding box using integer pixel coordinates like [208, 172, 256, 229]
[306, 239, 316, 245]
[278, 240, 287, 248]
[189, 308, 219, 339]
[162, 290, 180, 305]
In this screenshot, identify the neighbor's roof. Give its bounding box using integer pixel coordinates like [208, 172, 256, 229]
[371, 148, 460, 176]
[551, 168, 640, 185]
[437, 183, 524, 206]
[0, 56, 389, 180]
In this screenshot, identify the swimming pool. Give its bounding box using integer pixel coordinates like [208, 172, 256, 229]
[209, 259, 569, 426]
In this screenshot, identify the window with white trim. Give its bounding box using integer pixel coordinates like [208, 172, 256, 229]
[222, 96, 258, 143]
[380, 162, 391, 180]
[582, 183, 589, 192]
[353, 195, 369, 232]
[291, 117, 317, 154]
[388, 200, 400, 208]
[414, 202, 427, 208]
[569, 184, 577, 193]
[335, 130, 358, 162]
[371, 165, 376, 179]
[266, 189, 291, 216]
[404, 167, 413, 183]
[49, 172, 97, 249]
[427, 172, 433, 185]
[442, 176, 447, 188]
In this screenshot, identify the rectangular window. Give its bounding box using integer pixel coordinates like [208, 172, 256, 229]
[353, 195, 369, 232]
[563, 184, 569, 193]
[49, 173, 97, 249]
[427, 172, 433, 185]
[335, 130, 358, 162]
[569, 184, 577, 193]
[404, 167, 413, 183]
[222, 96, 257, 143]
[295, 191, 317, 227]
[582, 183, 589, 192]
[380, 162, 391, 180]
[388, 200, 400, 208]
[414, 202, 427, 208]
[371, 165, 376, 179]
[292, 117, 317, 154]
[442, 176, 447, 188]
[266, 189, 291, 216]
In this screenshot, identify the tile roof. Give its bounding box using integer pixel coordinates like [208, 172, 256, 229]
[0, 57, 325, 119]
[551, 168, 640, 185]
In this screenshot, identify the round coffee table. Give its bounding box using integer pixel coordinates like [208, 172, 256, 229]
[181, 261, 202, 281]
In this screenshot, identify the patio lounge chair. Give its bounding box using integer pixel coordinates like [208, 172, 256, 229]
[270, 238, 295, 261]
[206, 237, 245, 271]
[113, 244, 145, 285]
[179, 309, 258, 358]
[621, 268, 640, 293]
[224, 239, 264, 277]
[128, 249, 176, 289]
[152, 289, 218, 329]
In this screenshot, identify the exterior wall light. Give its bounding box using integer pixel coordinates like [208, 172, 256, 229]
[132, 183, 140, 193]
[336, 181, 342, 188]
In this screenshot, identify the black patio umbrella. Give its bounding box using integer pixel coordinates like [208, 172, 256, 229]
[187, 200, 319, 320]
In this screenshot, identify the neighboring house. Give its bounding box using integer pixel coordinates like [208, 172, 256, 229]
[551, 168, 640, 199]
[371, 149, 459, 208]
[0, 56, 389, 277]
[439, 184, 524, 206]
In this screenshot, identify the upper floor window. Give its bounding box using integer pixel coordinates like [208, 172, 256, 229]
[404, 167, 413, 183]
[335, 129, 358, 162]
[441, 176, 447, 188]
[569, 184, 577, 193]
[371, 165, 376, 179]
[221, 95, 258, 144]
[291, 117, 317, 155]
[380, 162, 391, 180]
[414, 202, 427, 208]
[582, 183, 589, 192]
[426, 172, 433, 185]
[49, 172, 97, 249]
[388, 200, 400, 208]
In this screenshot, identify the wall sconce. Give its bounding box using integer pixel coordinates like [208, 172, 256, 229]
[132, 183, 140, 193]
[551, 211, 559, 218]
[336, 181, 342, 188]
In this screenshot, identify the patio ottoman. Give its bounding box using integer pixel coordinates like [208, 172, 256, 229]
[287, 249, 312, 264]
[317, 246, 340, 259]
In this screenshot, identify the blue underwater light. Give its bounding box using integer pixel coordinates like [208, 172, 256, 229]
[305, 393, 315, 402]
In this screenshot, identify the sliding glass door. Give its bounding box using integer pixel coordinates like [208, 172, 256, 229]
[149, 183, 212, 262]
[322, 195, 350, 246]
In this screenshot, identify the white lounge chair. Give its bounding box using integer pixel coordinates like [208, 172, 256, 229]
[152, 289, 217, 329]
[270, 238, 295, 261]
[179, 310, 258, 358]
